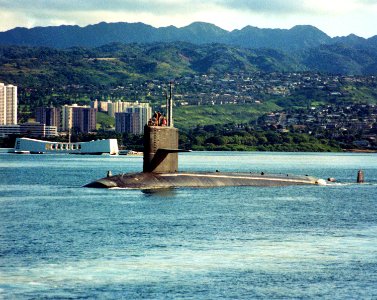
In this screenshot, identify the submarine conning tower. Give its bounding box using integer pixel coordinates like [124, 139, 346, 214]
[143, 125, 179, 173]
[143, 82, 181, 173]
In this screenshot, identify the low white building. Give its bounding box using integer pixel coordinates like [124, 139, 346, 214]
[13, 138, 119, 155]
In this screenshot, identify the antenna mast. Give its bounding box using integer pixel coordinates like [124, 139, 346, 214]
[168, 81, 173, 127]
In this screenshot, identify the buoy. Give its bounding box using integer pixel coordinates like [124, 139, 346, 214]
[107, 170, 112, 177]
[357, 170, 364, 183]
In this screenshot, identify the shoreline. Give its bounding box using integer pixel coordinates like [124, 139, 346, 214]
[344, 149, 377, 153]
[1, 147, 377, 154]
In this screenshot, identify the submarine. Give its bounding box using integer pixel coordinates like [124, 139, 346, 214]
[85, 84, 323, 189]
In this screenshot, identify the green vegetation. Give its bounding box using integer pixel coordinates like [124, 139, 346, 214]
[0, 125, 341, 152]
[174, 102, 281, 129]
[97, 112, 115, 130]
[179, 125, 341, 152]
[341, 85, 377, 104]
[273, 89, 328, 109]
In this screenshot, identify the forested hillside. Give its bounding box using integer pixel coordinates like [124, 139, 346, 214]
[1, 41, 376, 96]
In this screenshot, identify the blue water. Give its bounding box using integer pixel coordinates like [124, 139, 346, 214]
[1, 152, 377, 299]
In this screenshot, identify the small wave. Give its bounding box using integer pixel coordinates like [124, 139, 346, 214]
[316, 179, 327, 185]
[325, 182, 377, 187]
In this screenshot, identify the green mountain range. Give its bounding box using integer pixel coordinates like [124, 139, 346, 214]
[1, 22, 376, 77]
[1, 21, 376, 51]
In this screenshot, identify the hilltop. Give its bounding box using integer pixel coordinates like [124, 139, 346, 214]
[1, 21, 376, 52]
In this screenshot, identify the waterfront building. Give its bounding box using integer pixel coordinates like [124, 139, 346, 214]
[20, 122, 46, 137]
[45, 125, 58, 137]
[20, 122, 57, 137]
[0, 123, 57, 138]
[61, 104, 97, 133]
[13, 137, 119, 155]
[0, 125, 21, 137]
[0, 83, 17, 125]
[22, 122, 57, 137]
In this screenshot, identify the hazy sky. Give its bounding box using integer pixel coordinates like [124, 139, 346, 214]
[0, 0, 376, 38]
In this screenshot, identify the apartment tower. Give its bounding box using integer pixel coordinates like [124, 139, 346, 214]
[61, 104, 97, 133]
[115, 103, 152, 134]
[0, 83, 17, 125]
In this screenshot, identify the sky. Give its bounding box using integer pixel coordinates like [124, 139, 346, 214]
[0, 0, 376, 38]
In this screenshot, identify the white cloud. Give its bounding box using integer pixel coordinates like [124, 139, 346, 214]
[214, 0, 308, 14]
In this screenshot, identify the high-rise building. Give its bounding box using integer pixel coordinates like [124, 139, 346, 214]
[61, 104, 97, 133]
[0, 84, 5, 125]
[90, 99, 98, 110]
[108, 100, 125, 117]
[115, 103, 152, 134]
[125, 105, 152, 133]
[115, 112, 139, 134]
[77, 107, 97, 133]
[106, 101, 151, 118]
[107, 102, 116, 118]
[97, 100, 111, 112]
[35, 106, 61, 129]
[0, 83, 17, 125]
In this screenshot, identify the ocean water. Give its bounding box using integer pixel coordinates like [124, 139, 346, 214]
[1, 152, 377, 299]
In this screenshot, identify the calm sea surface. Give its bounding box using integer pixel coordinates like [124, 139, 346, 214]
[1, 152, 377, 299]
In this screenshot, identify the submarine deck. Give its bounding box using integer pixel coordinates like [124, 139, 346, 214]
[85, 171, 320, 189]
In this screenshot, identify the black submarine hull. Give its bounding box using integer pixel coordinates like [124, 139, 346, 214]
[84, 172, 321, 189]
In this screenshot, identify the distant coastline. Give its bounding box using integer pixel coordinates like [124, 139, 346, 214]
[345, 149, 377, 153]
[2, 147, 372, 154]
